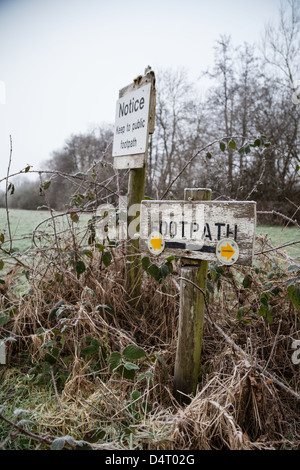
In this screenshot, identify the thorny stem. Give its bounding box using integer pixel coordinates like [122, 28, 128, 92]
[5, 136, 13, 253]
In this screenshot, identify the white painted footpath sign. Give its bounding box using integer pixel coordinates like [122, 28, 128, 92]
[113, 83, 151, 157]
[140, 200, 256, 266]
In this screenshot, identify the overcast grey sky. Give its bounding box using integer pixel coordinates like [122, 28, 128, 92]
[0, 0, 280, 180]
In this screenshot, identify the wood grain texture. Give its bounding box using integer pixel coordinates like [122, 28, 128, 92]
[173, 188, 211, 404]
[140, 200, 256, 266]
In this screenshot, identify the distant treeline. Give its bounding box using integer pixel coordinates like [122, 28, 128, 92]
[2, 3, 300, 223]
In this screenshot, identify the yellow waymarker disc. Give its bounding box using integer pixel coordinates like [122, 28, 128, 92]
[216, 238, 239, 265]
[147, 232, 165, 255]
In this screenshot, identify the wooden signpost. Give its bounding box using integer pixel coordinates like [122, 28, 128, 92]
[113, 68, 156, 304]
[140, 189, 256, 403]
[0, 340, 5, 365]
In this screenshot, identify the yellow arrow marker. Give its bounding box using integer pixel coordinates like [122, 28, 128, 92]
[221, 243, 235, 261]
[150, 236, 163, 251]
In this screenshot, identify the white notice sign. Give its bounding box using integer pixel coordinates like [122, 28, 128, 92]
[112, 83, 151, 157]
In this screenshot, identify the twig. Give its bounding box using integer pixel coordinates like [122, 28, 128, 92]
[160, 135, 250, 199]
[255, 239, 300, 255]
[0, 411, 52, 447]
[257, 210, 300, 229]
[38, 172, 66, 277]
[50, 365, 64, 411]
[5, 135, 13, 252]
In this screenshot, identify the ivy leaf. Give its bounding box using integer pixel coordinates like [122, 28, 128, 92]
[228, 140, 236, 150]
[254, 139, 261, 147]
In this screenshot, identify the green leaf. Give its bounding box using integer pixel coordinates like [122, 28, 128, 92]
[287, 264, 300, 272]
[160, 264, 170, 278]
[51, 438, 66, 450]
[244, 145, 251, 154]
[131, 390, 141, 401]
[70, 212, 79, 223]
[220, 142, 226, 152]
[108, 351, 122, 371]
[237, 307, 244, 321]
[74, 440, 93, 450]
[0, 260, 4, 270]
[44, 348, 59, 365]
[0, 234, 4, 244]
[75, 260, 86, 275]
[82, 343, 99, 356]
[142, 256, 151, 270]
[147, 264, 160, 281]
[206, 152, 212, 159]
[8, 183, 15, 195]
[141, 402, 152, 413]
[24, 165, 31, 173]
[0, 315, 9, 326]
[228, 140, 236, 150]
[81, 249, 93, 258]
[123, 344, 146, 361]
[165, 255, 175, 262]
[43, 181, 51, 190]
[120, 364, 136, 380]
[287, 285, 300, 309]
[102, 251, 112, 267]
[296, 164, 300, 173]
[41, 340, 57, 350]
[124, 362, 139, 371]
[258, 305, 266, 317]
[242, 275, 252, 288]
[254, 138, 261, 147]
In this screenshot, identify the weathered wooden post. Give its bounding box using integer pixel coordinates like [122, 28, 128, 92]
[173, 188, 211, 404]
[0, 340, 5, 365]
[112, 68, 156, 305]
